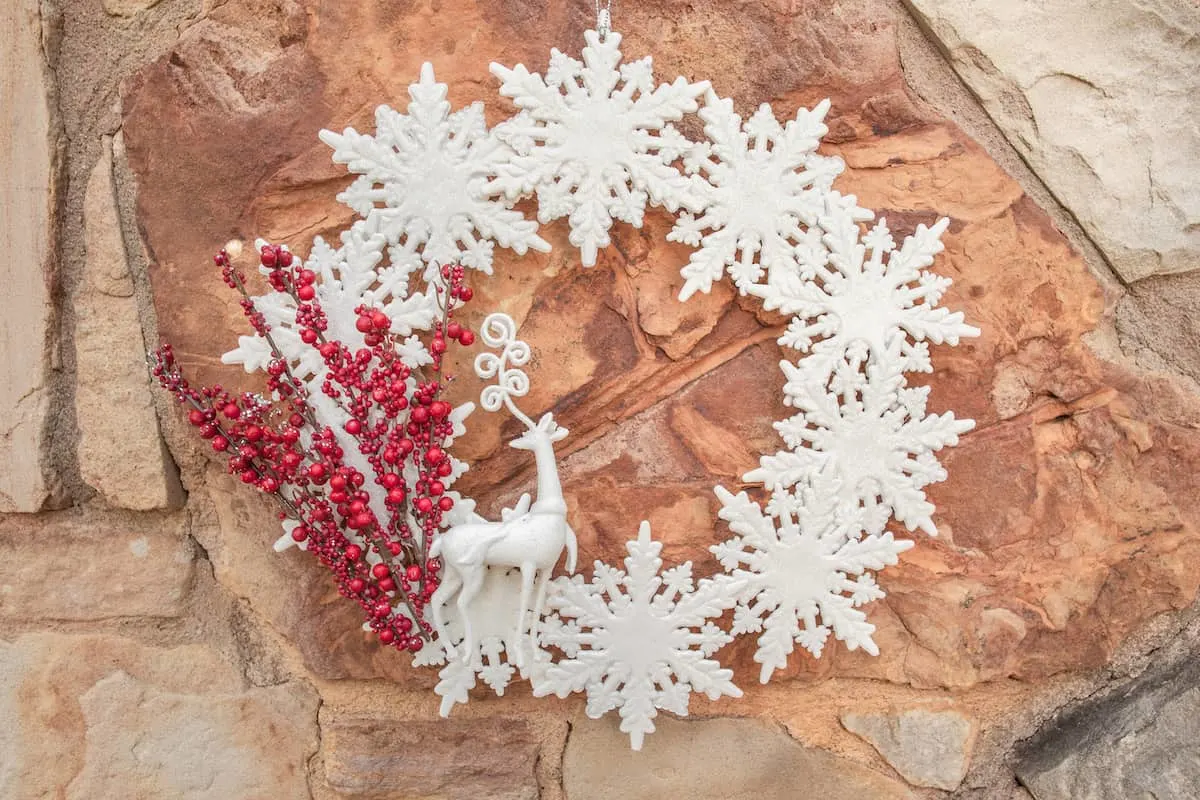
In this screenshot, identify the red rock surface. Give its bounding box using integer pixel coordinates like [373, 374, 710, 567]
[123, 0, 1200, 702]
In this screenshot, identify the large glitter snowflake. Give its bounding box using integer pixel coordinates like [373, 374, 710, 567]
[670, 92, 870, 300]
[533, 522, 742, 750]
[319, 62, 550, 278]
[711, 476, 913, 683]
[747, 339, 975, 536]
[489, 29, 708, 267]
[748, 195, 980, 380]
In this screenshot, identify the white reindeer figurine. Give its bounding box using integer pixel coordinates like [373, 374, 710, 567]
[428, 314, 578, 665]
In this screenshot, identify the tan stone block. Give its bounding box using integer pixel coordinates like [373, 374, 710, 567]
[0, 633, 318, 799]
[76, 137, 181, 511]
[321, 715, 540, 800]
[563, 715, 914, 799]
[0, 511, 194, 620]
[0, 0, 57, 512]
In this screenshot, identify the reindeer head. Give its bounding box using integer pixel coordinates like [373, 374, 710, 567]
[510, 412, 569, 451]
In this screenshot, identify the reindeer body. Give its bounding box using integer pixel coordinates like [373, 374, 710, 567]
[429, 413, 577, 664]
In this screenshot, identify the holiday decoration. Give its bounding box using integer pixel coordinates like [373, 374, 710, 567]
[536, 521, 743, 750]
[320, 63, 550, 278]
[490, 29, 708, 267]
[152, 11, 979, 752]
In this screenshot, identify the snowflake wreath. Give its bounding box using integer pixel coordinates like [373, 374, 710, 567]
[153, 24, 978, 751]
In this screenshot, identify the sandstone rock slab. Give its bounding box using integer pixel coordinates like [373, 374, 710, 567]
[0, 0, 57, 512]
[77, 135, 181, 510]
[0, 510, 194, 620]
[841, 707, 976, 790]
[0, 633, 319, 799]
[321, 715, 540, 800]
[563, 715, 914, 800]
[905, 0, 1200, 282]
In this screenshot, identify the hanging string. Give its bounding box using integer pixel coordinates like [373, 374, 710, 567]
[595, 0, 612, 40]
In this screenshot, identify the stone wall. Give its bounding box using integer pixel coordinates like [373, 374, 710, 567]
[2, 0, 1198, 797]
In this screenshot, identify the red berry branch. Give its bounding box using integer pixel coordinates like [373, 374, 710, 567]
[151, 244, 478, 652]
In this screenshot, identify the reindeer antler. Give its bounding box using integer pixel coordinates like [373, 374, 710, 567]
[475, 312, 536, 429]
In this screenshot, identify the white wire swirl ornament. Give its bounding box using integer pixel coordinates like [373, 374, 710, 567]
[475, 313, 534, 425]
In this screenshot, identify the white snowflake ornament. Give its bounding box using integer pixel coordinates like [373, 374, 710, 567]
[319, 63, 550, 278]
[711, 477, 913, 683]
[490, 30, 708, 266]
[534, 521, 742, 750]
[749, 196, 980, 379]
[671, 92, 868, 300]
[749, 340, 975, 536]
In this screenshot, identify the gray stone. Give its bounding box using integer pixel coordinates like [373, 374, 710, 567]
[841, 707, 976, 790]
[76, 135, 181, 510]
[1016, 655, 1200, 799]
[1115, 272, 1200, 385]
[905, 0, 1200, 282]
[0, 0, 57, 512]
[321, 715, 540, 800]
[563, 715, 914, 800]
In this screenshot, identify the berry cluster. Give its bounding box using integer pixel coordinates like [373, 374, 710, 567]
[152, 245, 478, 652]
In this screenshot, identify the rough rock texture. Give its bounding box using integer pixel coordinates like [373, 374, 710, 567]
[563, 715, 914, 799]
[0, 510, 194, 620]
[1016, 647, 1200, 799]
[0, 633, 319, 799]
[0, 0, 1183, 796]
[841, 707, 976, 790]
[320, 715, 541, 800]
[904, 0, 1200, 283]
[0, 0, 57, 512]
[76, 136, 181, 510]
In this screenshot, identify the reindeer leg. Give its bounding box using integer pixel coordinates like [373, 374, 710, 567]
[430, 568, 462, 660]
[514, 563, 535, 669]
[456, 567, 486, 664]
[530, 568, 552, 652]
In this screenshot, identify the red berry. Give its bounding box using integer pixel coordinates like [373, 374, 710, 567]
[355, 316, 373, 333]
[446, 322, 463, 340]
[430, 338, 447, 355]
[387, 488, 406, 504]
[372, 563, 390, 579]
[244, 425, 262, 442]
[436, 461, 452, 477]
[260, 247, 277, 267]
[278, 249, 294, 267]
[299, 269, 315, 285]
[405, 565, 422, 581]
[349, 578, 366, 593]
[415, 497, 434, 513]
[425, 447, 444, 465]
[345, 419, 362, 435]
[290, 526, 308, 542]
[297, 284, 315, 301]
[429, 401, 450, 419]
[211, 436, 229, 452]
[378, 628, 396, 644]
[239, 469, 257, 484]
[408, 638, 423, 652]
[438, 496, 454, 512]
[307, 463, 327, 480]
[188, 409, 205, 426]
[353, 512, 373, 530]
[411, 407, 429, 424]
[378, 578, 396, 592]
[428, 480, 444, 496]
[222, 403, 240, 419]
[371, 311, 390, 330]
[344, 544, 362, 561]
[459, 287, 474, 302]
[458, 330, 475, 346]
